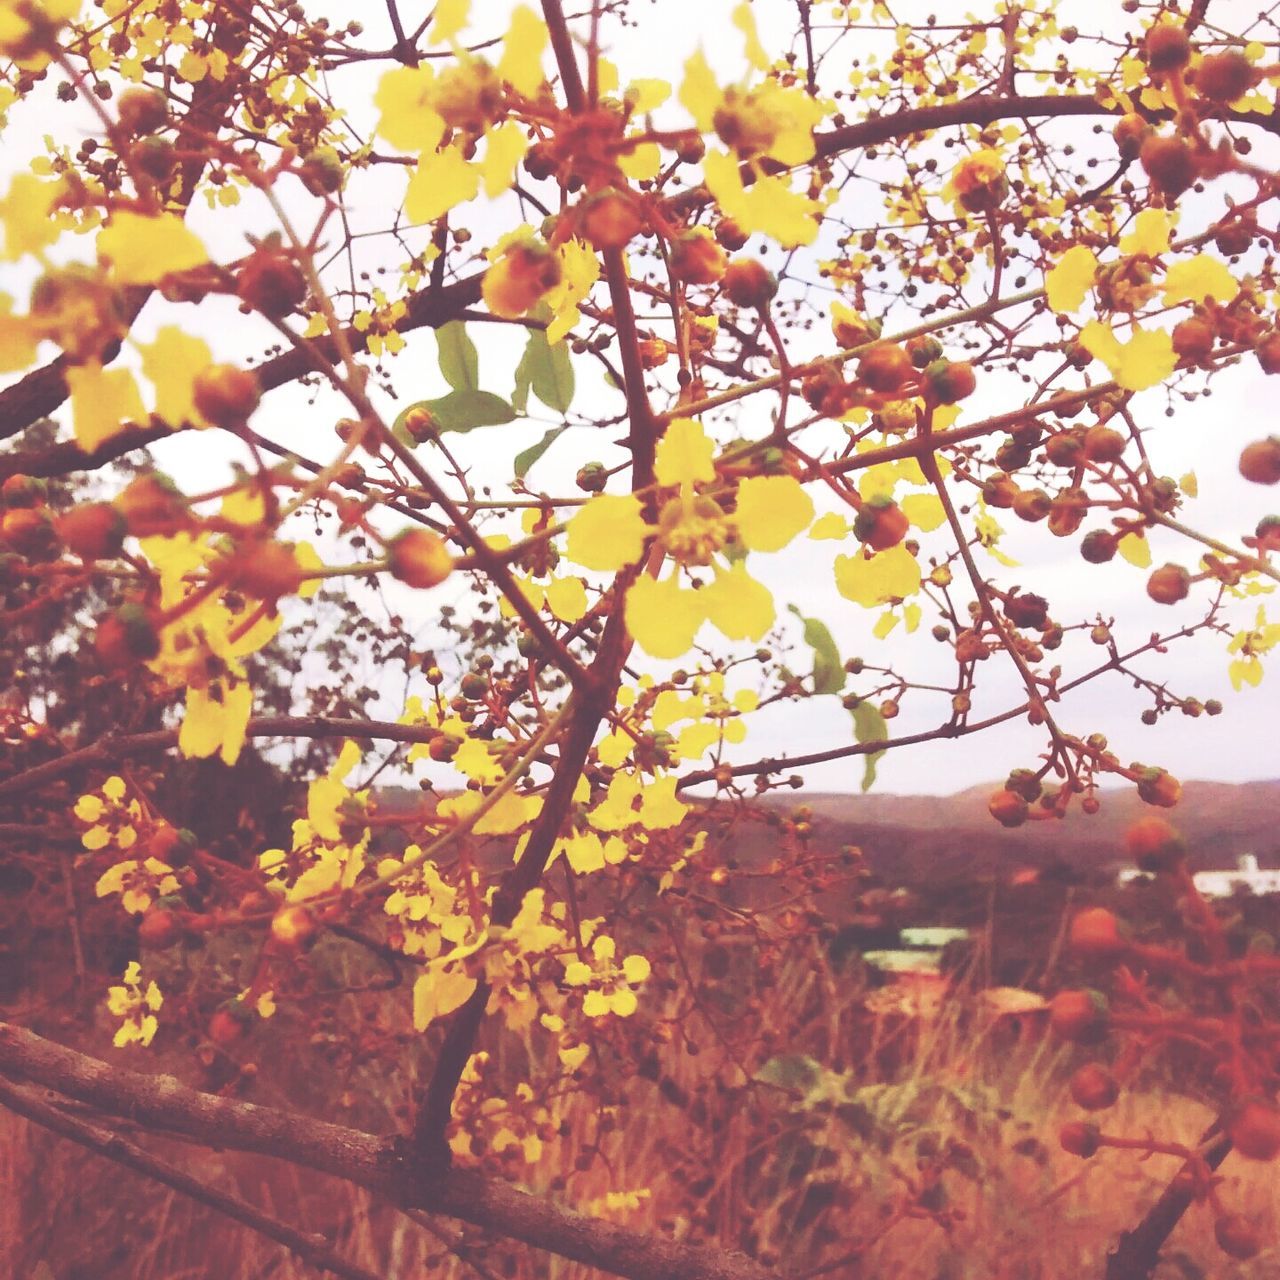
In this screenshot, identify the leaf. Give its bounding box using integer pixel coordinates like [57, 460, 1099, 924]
[851, 700, 888, 792]
[514, 426, 566, 477]
[437, 321, 479, 392]
[519, 328, 574, 413]
[426, 390, 515, 432]
[789, 606, 845, 695]
[755, 1054, 823, 1095]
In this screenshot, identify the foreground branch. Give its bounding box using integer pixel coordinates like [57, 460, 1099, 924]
[0, 1023, 779, 1280]
[0, 1076, 384, 1280]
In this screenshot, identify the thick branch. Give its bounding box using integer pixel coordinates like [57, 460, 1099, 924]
[0, 275, 483, 483]
[0, 1077, 384, 1280]
[0, 1023, 779, 1280]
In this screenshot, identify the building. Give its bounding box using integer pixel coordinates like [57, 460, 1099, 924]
[1119, 854, 1280, 898]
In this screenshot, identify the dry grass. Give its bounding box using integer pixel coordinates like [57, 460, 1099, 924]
[4, 940, 1278, 1280]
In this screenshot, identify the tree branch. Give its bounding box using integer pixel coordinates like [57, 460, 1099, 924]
[0, 1076, 385, 1280]
[0, 1023, 780, 1280]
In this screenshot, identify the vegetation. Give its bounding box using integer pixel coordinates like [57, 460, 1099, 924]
[3, 0, 1280, 1276]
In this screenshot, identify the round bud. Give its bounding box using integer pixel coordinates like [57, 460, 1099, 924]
[1239, 437, 1280, 485]
[1229, 1100, 1280, 1161]
[94, 603, 161, 670]
[1125, 815, 1184, 871]
[1146, 563, 1191, 604]
[670, 230, 727, 285]
[722, 258, 778, 310]
[1080, 529, 1117, 563]
[1013, 489, 1051, 523]
[55, 503, 127, 560]
[1140, 134, 1197, 196]
[1050, 990, 1108, 1043]
[1070, 1063, 1120, 1111]
[235, 251, 307, 318]
[857, 342, 915, 393]
[1059, 1122, 1101, 1159]
[1215, 1214, 1261, 1261]
[853, 496, 909, 551]
[922, 358, 976, 404]
[116, 86, 169, 135]
[1194, 50, 1256, 103]
[1137, 767, 1182, 808]
[388, 529, 453, 588]
[1069, 907, 1126, 961]
[988, 789, 1028, 828]
[1172, 317, 1214, 362]
[1143, 23, 1190, 74]
[193, 364, 262, 427]
[580, 189, 642, 249]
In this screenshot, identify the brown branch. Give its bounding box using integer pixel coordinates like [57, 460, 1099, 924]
[0, 1076, 384, 1280]
[0, 1023, 779, 1280]
[1104, 1124, 1232, 1280]
[0, 274, 484, 483]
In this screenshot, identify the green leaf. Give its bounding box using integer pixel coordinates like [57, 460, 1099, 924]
[755, 1054, 823, 1095]
[850, 700, 888, 792]
[424, 390, 515, 432]
[437, 321, 479, 392]
[789, 606, 845, 695]
[514, 426, 567, 478]
[514, 328, 575, 414]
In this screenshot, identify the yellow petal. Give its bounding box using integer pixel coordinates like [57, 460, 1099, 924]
[732, 2, 768, 70]
[835, 545, 921, 608]
[618, 142, 662, 181]
[1079, 321, 1176, 392]
[497, 6, 547, 97]
[374, 66, 445, 152]
[701, 561, 774, 641]
[704, 152, 820, 248]
[1117, 532, 1152, 568]
[97, 212, 207, 285]
[735, 475, 814, 552]
[1162, 254, 1239, 307]
[480, 120, 528, 198]
[413, 968, 477, 1031]
[655, 417, 716, 487]
[901, 493, 947, 532]
[566, 494, 648, 571]
[430, 0, 468, 43]
[139, 327, 213, 427]
[809, 512, 849, 540]
[679, 50, 720, 131]
[545, 575, 588, 622]
[1045, 245, 1098, 314]
[1119, 208, 1171, 257]
[625, 574, 704, 658]
[0, 174, 65, 261]
[66, 364, 146, 452]
[405, 146, 479, 223]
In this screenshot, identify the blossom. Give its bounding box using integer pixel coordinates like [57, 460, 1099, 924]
[564, 934, 651, 1018]
[106, 961, 163, 1048]
[95, 856, 179, 914]
[563, 419, 814, 657]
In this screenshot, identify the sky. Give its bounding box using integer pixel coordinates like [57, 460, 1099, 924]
[2, 0, 1277, 795]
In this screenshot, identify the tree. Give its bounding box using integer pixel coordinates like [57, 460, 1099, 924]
[2, 1, 1280, 1276]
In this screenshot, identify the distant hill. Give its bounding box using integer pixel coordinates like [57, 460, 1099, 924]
[772, 780, 1280, 883]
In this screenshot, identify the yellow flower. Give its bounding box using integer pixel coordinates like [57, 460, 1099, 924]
[1161, 254, 1239, 306]
[1079, 321, 1176, 392]
[96, 211, 208, 285]
[95, 857, 179, 915]
[1045, 245, 1099, 315]
[0, 173, 65, 260]
[564, 935, 650, 1018]
[106, 961, 163, 1048]
[835, 544, 922, 608]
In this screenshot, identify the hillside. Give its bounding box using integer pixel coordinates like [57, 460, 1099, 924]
[779, 780, 1280, 883]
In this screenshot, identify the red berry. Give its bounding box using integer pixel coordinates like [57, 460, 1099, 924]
[721, 258, 777, 310]
[1240, 438, 1280, 485]
[388, 529, 453, 588]
[1059, 1121, 1101, 1158]
[853, 497, 909, 551]
[1050, 990, 1108, 1043]
[988, 789, 1028, 828]
[1070, 1063, 1120, 1111]
[1229, 1100, 1280, 1161]
[1215, 1214, 1261, 1260]
[1146, 563, 1191, 604]
[193, 364, 262, 427]
[1125, 816, 1184, 871]
[1069, 908, 1127, 961]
